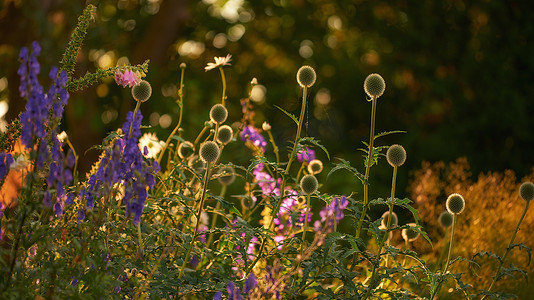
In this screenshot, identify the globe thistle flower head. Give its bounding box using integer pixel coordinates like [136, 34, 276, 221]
[402, 223, 420, 242]
[132, 80, 152, 102]
[380, 211, 398, 229]
[307, 159, 323, 175]
[386, 144, 406, 167]
[438, 211, 454, 228]
[300, 174, 318, 195]
[216, 125, 233, 145]
[217, 166, 236, 186]
[210, 104, 228, 124]
[446, 193, 465, 215]
[364, 73, 385, 98]
[519, 181, 534, 202]
[177, 141, 194, 159]
[296, 65, 316, 88]
[199, 141, 220, 163]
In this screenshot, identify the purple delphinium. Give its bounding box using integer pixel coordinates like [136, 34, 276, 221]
[82, 110, 160, 225]
[215, 273, 257, 300]
[17, 42, 72, 215]
[296, 147, 315, 163]
[314, 195, 349, 233]
[0, 152, 14, 180]
[240, 125, 267, 152]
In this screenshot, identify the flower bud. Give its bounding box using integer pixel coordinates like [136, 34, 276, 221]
[307, 159, 323, 175]
[217, 166, 236, 186]
[216, 125, 233, 145]
[386, 144, 406, 167]
[519, 181, 534, 202]
[438, 211, 453, 228]
[300, 174, 318, 195]
[132, 80, 152, 102]
[364, 73, 385, 98]
[446, 193, 465, 215]
[199, 141, 220, 163]
[209, 104, 228, 124]
[297, 65, 316, 88]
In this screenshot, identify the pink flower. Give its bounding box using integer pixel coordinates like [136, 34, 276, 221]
[114, 69, 141, 87]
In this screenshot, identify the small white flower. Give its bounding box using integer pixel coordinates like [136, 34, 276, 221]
[251, 77, 258, 85]
[204, 54, 232, 71]
[10, 153, 29, 171]
[138, 133, 164, 159]
[57, 131, 68, 143]
[262, 121, 271, 131]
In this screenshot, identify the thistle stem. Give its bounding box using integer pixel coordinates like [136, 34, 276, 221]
[178, 161, 212, 279]
[219, 67, 227, 105]
[356, 96, 377, 238]
[246, 86, 308, 274]
[431, 214, 458, 300]
[482, 200, 530, 299]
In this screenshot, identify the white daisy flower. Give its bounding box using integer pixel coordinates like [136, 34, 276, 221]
[138, 133, 164, 159]
[204, 54, 232, 71]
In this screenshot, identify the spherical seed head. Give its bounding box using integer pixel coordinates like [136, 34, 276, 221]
[519, 182, 534, 202]
[307, 159, 323, 175]
[380, 211, 398, 228]
[209, 104, 228, 124]
[216, 125, 233, 145]
[438, 211, 454, 228]
[199, 141, 220, 163]
[402, 223, 420, 242]
[177, 141, 194, 159]
[387, 144, 407, 167]
[132, 80, 152, 102]
[446, 193, 465, 215]
[364, 73, 385, 98]
[297, 65, 316, 88]
[300, 174, 318, 195]
[217, 166, 236, 186]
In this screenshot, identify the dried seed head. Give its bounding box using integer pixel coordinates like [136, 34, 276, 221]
[364, 73, 385, 98]
[446, 193, 465, 215]
[199, 141, 220, 163]
[519, 181, 534, 202]
[209, 104, 228, 124]
[380, 211, 398, 228]
[217, 166, 236, 186]
[300, 174, 318, 195]
[402, 223, 420, 242]
[307, 159, 323, 175]
[438, 211, 454, 228]
[386, 144, 406, 167]
[177, 141, 194, 159]
[132, 80, 152, 102]
[216, 125, 233, 145]
[296, 65, 317, 88]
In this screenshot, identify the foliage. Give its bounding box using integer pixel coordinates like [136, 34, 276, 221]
[0, 3, 531, 300]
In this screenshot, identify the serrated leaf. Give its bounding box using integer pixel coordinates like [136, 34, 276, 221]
[327, 158, 367, 184]
[274, 104, 299, 126]
[300, 137, 330, 160]
[373, 130, 406, 141]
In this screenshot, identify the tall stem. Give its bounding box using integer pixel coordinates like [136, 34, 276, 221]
[178, 161, 212, 279]
[246, 87, 308, 274]
[482, 201, 530, 299]
[219, 67, 227, 105]
[128, 100, 142, 139]
[158, 67, 185, 164]
[355, 96, 377, 238]
[443, 214, 457, 273]
[301, 194, 311, 251]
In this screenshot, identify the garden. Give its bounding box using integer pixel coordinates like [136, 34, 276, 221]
[0, 1, 533, 299]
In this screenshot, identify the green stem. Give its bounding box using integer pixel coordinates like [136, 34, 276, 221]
[178, 161, 212, 279]
[301, 194, 311, 251]
[267, 130, 280, 166]
[137, 222, 144, 257]
[219, 67, 227, 105]
[194, 125, 209, 149]
[157, 86, 184, 164]
[482, 200, 530, 299]
[356, 96, 377, 238]
[206, 185, 226, 248]
[246, 86, 309, 274]
[431, 214, 458, 300]
[128, 100, 142, 139]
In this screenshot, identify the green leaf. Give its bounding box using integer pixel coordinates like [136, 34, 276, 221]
[327, 158, 366, 184]
[274, 104, 299, 126]
[300, 137, 330, 160]
[373, 130, 406, 141]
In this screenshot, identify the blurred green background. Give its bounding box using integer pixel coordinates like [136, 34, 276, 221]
[1, 0, 533, 200]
